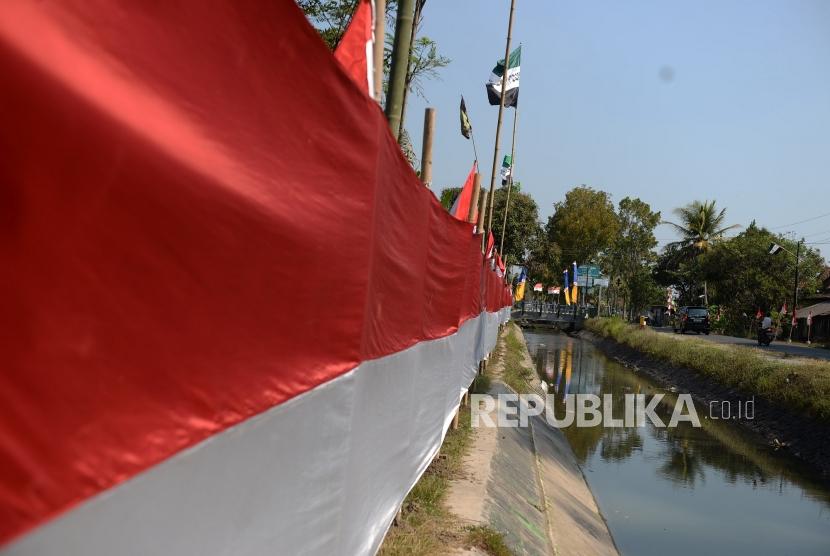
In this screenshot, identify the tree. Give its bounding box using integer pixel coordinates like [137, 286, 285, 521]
[663, 200, 740, 251]
[662, 200, 740, 304]
[545, 186, 620, 267]
[438, 186, 460, 211]
[603, 197, 661, 318]
[297, 0, 365, 49]
[491, 182, 542, 266]
[698, 222, 824, 334]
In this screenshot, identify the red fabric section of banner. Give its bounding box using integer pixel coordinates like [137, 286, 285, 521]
[0, 0, 510, 544]
[334, 0, 372, 94]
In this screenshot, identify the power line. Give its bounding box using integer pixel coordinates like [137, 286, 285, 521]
[770, 211, 830, 230]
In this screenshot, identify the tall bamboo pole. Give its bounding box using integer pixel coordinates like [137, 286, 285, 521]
[373, 0, 386, 103]
[486, 0, 517, 235]
[420, 107, 436, 187]
[397, 0, 424, 143]
[385, 0, 414, 138]
[498, 105, 519, 255]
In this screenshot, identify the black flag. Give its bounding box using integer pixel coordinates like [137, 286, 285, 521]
[460, 96, 472, 139]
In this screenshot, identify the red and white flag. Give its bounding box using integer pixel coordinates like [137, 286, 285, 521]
[485, 232, 495, 260]
[533, 283, 543, 292]
[780, 301, 787, 315]
[334, 0, 375, 97]
[792, 308, 798, 326]
[449, 162, 478, 223]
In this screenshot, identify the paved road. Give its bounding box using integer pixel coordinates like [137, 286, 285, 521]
[653, 326, 830, 361]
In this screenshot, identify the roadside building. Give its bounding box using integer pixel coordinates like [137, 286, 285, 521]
[793, 301, 830, 343]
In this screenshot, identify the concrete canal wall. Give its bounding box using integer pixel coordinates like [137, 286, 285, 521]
[447, 325, 618, 556]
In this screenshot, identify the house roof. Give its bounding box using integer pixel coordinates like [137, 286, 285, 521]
[798, 301, 830, 318]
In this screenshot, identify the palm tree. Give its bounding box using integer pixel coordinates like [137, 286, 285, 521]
[663, 200, 740, 304]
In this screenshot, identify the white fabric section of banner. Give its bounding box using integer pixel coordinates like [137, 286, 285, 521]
[5, 308, 510, 556]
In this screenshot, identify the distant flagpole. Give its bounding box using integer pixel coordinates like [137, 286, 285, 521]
[485, 0, 517, 237]
[499, 95, 519, 255]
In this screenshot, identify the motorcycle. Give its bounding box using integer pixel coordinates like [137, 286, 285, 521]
[757, 326, 775, 346]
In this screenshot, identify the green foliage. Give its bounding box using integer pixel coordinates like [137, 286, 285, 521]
[587, 317, 830, 422]
[438, 186, 461, 212]
[497, 324, 535, 394]
[545, 186, 620, 268]
[658, 199, 739, 304]
[297, 0, 363, 48]
[466, 525, 515, 556]
[297, 0, 450, 107]
[492, 183, 543, 265]
[603, 197, 662, 314]
[697, 222, 824, 331]
[663, 200, 740, 252]
[402, 36, 451, 100]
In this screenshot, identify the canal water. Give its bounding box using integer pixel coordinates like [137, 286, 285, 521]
[523, 330, 830, 556]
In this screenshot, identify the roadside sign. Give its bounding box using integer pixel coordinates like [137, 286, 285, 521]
[577, 265, 602, 278]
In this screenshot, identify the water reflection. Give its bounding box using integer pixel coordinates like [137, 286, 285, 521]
[525, 330, 830, 556]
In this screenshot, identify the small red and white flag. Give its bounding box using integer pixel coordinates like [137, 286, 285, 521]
[533, 283, 543, 292]
[334, 0, 375, 97]
[449, 162, 478, 222]
[780, 301, 787, 315]
[495, 253, 506, 277]
[547, 286, 560, 295]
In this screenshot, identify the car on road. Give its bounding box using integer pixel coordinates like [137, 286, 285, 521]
[672, 306, 710, 335]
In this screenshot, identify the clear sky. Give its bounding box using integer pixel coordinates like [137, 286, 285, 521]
[404, 0, 830, 254]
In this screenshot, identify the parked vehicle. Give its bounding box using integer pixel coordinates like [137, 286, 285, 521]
[757, 326, 775, 346]
[672, 306, 710, 335]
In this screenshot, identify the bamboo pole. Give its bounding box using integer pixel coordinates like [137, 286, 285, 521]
[498, 105, 519, 255]
[420, 107, 436, 187]
[478, 186, 489, 252]
[384, 0, 414, 138]
[396, 0, 424, 143]
[467, 173, 482, 225]
[373, 0, 386, 103]
[485, 0, 517, 235]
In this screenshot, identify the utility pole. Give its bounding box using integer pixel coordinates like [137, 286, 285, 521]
[486, 0, 517, 236]
[373, 0, 386, 104]
[794, 238, 802, 311]
[498, 105, 519, 255]
[789, 238, 803, 342]
[420, 107, 435, 187]
[384, 0, 414, 139]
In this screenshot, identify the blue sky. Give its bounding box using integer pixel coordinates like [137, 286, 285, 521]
[404, 0, 830, 254]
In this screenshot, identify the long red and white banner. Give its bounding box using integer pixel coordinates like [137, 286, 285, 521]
[0, 1, 511, 554]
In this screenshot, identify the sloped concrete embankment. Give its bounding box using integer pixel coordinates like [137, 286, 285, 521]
[447, 325, 618, 555]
